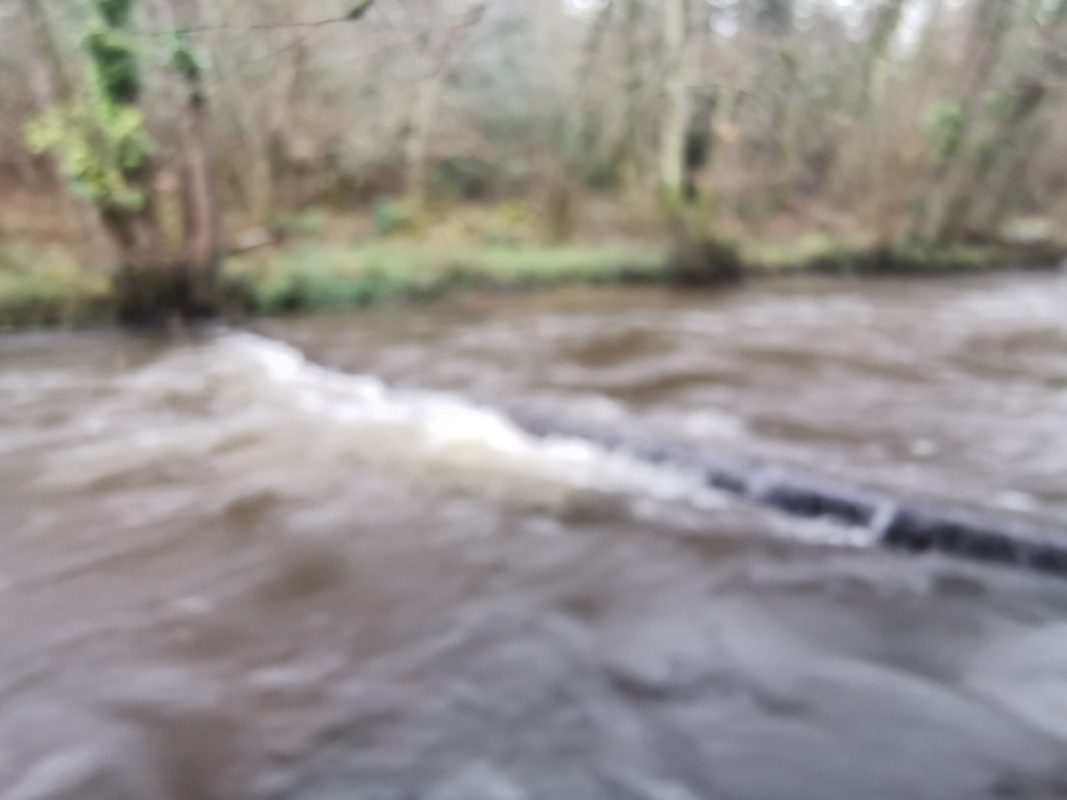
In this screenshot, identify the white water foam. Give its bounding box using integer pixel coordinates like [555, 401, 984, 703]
[43, 332, 884, 550]
[123, 332, 734, 512]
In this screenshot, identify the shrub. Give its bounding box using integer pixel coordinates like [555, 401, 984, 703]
[0, 242, 110, 327]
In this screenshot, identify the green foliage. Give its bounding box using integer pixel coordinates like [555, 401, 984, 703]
[168, 31, 206, 103]
[484, 202, 535, 245]
[887, 240, 997, 272]
[25, 0, 153, 216]
[0, 242, 110, 328]
[740, 233, 1040, 276]
[25, 106, 149, 210]
[372, 200, 415, 235]
[94, 0, 134, 26]
[85, 0, 141, 106]
[86, 28, 140, 104]
[984, 91, 1024, 124]
[227, 245, 430, 312]
[267, 209, 328, 240]
[469, 245, 666, 286]
[438, 203, 537, 246]
[104, 105, 152, 169]
[427, 156, 494, 201]
[0, 232, 1055, 329]
[924, 102, 964, 161]
[742, 233, 867, 272]
[744, 235, 1005, 275]
[168, 32, 202, 82]
[225, 243, 668, 314]
[26, 101, 152, 210]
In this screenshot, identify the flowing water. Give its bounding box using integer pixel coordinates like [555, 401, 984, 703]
[4, 274, 1067, 799]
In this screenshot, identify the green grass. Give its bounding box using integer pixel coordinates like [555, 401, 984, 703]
[0, 233, 1060, 329]
[224, 242, 669, 314]
[742, 233, 864, 273]
[742, 234, 1042, 276]
[0, 242, 110, 328]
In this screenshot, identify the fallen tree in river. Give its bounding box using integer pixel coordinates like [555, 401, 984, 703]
[517, 414, 1067, 580]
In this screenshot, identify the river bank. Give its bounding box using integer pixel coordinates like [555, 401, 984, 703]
[0, 234, 1062, 329]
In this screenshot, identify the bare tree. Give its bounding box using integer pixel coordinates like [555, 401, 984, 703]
[659, 0, 691, 205]
[402, 0, 489, 208]
[7, 0, 1067, 274]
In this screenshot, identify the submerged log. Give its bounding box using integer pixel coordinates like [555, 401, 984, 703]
[516, 413, 1067, 579]
[878, 507, 1067, 576]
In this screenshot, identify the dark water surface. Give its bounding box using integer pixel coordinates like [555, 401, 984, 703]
[4, 274, 1067, 799]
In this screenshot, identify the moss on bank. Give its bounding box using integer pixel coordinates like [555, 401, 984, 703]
[742, 235, 1062, 276]
[0, 236, 1062, 329]
[0, 243, 110, 328]
[223, 243, 669, 314]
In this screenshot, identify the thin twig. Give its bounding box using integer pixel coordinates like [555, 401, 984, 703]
[130, 15, 352, 36]
[199, 11, 487, 89]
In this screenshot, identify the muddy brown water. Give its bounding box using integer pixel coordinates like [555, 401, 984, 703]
[4, 274, 1067, 799]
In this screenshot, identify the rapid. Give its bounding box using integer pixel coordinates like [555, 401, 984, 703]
[4, 274, 1067, 799]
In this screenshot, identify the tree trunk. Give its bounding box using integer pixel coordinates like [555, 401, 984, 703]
[20, 0, 112, 255]
[570, 0, 614, 171]
[919, 0, 1015, 241]
[227, 96, 275, 224]
[659, 0, 740, 284]
[20, 0, 73, 105]
[113, 0, 220, 324]
[177, 87, 221, 312]
[738, 0, 794, 173]
[544, 0, 615, 238]
[915, 0, 946, 68]
[404, 0, 488, 208]
[659, 0, 690, 205]
[858, 0, 909, 114]
[967, 116, 1046, 234]
[924, 0, 1067, 242]
[615, 0, 646, 193]
[405, 70, 445, 209]
[938, 77, 1061, 242]
[822, 0, 909, 206]
[271, 35, 311, 209]
[80, 0, 171, 322]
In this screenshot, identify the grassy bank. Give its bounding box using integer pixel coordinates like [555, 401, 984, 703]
[1, 234, 1062, 329]
[0, 242, 111, 329]
[740, 234, 1064, 276]
[223, 233, 1064, 316]
[224, 242, 669, 314]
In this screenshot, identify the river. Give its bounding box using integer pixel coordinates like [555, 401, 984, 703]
[3, 274, 1067, 799]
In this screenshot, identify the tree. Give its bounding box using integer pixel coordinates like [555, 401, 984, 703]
[163, 0, 220, 313]
[23, 0, 377, 323]
[26, 0, 168, 313]
[402, 0, 489, 209]
[858, 0, 910, 114]
[5, 0, 1067, 269]
[659, 0, 691, 208]
[918, 0, 1016, 242]
[659, 0, 739, 283]
[20, 0, 74, 107]
[941, 0, 1067, 239]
